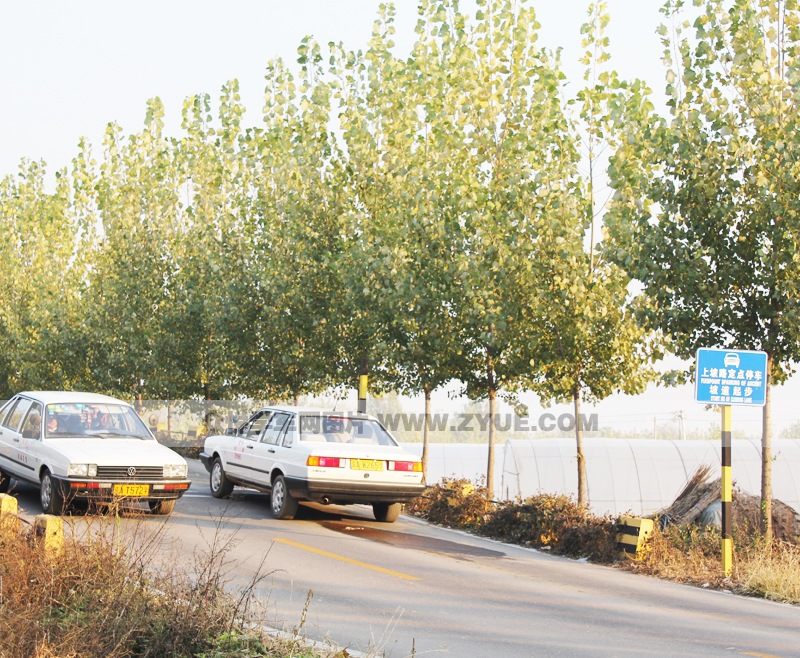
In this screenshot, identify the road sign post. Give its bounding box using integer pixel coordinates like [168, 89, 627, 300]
[695, 348, 768, 577]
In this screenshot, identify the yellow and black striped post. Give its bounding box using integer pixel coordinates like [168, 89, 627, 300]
[721, 405, 732, 576]
[357, 359, 368, 415]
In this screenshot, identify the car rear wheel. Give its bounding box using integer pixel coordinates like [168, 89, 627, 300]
[373, 502, 402, 523]
[0, 468, 10, 493]
[270, 475, 298, 520]
[148, 499, 176, 515]
[210, 458, 234, 498]
[40, 470, 65, 515]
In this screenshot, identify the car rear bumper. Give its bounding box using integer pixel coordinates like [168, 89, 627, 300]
[285, 476, 425, 504]
[53, 475, 191, 501]
[199, 451, 212, 471]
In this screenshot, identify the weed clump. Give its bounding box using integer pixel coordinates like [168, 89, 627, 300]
[410, 480, 617, 561]
[0, 516, 332, 658]
[409, 477, 800, 604]
[406, 477, 491, 529]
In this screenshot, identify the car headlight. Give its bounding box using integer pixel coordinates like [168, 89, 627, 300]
[67, 463, 98, 478]
[163, 463, 188, 479]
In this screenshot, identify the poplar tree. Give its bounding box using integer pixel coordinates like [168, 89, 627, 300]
[334, 1, 468, 475]
[606, 0, 800, 539]
[524, 2, 658, 507]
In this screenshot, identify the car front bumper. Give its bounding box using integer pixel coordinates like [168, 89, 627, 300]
[53, 475, 191, 501]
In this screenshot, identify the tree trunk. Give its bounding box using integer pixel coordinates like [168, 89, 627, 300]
[574, 389, 588, 508]
[167, 400, 173, 441]
[487, 386, 496, 500]
[422, 386, 431, 484]
[761, 357, 773, 542]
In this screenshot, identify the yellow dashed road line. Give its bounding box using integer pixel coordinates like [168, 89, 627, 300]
[274, 537, 421, 581]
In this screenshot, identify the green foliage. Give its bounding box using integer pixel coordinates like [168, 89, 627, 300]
[0, 0, 670, 433]
[606, 0, 800, 381]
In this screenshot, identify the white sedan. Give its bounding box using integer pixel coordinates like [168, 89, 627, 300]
[0, 391, 191, 515]
[200, 406, 425, 522]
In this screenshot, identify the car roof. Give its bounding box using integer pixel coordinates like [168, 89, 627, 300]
[258, 405, 378, 419]
[14, 391, 132, 406]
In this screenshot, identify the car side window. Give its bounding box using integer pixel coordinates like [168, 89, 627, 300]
[0, 398, 15, 425]
[262, 412, 290, 445]
[281, 417, 296, 447]
[20, 402, 43, 439]
[4, 397, 32, 432]
[243, 411, 271, 440]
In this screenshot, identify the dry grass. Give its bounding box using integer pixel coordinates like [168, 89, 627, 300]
[735, 539, 800, 603]
[411, 478, 800, 604]
[0, 514, 345, 658]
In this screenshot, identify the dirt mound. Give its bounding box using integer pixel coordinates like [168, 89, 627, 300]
[657, 465, 800, 544]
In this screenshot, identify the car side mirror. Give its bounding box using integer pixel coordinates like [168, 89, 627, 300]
[225, 427, 237, 436]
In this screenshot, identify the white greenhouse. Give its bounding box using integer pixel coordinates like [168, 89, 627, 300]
[407, 439, 800, 518]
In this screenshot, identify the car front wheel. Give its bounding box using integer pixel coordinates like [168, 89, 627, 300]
[40, 470, 65, 515]
[373, 502, 402, 523]
[210, 458, 234, 498]
[148, 499, 176, 515]
[270, 475, 298, 520]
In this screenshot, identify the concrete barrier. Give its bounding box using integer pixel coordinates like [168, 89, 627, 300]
[616, 515, 654, 558]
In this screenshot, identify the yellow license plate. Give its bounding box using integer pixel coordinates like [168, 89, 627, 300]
[112, 484, 150, 497]
[350, 459, 384, 471]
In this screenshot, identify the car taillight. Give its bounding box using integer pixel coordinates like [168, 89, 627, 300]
[389, 461, 422, 472]
[307, 456, 343, 468]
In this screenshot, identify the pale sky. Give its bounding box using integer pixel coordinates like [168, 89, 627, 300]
[1, 1, 666, 175]
[2, 1, 797, 438]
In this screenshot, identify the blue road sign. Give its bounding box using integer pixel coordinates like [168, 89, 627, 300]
[695, 348, 768, 407]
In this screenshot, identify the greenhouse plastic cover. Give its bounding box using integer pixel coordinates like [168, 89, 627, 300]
[405, 439, 800, 518]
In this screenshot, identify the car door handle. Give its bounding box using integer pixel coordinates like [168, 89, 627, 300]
[246, 445, 254, 449]
[13, 438, 19, 443]
[268, 448, 276, 454]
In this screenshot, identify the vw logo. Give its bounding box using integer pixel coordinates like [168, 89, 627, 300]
[127, 467, 136, 477]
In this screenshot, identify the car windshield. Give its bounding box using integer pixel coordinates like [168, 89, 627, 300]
[44, 403, 152, 439]
[298, 414, 398, 446]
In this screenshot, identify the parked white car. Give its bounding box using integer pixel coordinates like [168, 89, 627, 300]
[200, 406, 425, 522]
[0, 391, 191, 515]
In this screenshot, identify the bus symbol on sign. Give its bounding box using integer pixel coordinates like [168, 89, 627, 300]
[695, 348, 767, 407]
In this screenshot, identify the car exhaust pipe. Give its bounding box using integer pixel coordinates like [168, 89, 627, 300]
[320, 496, 332, 505]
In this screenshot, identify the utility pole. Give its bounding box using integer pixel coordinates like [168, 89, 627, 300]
[675, 410, 686, 440]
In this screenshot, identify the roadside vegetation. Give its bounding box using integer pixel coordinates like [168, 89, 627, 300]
[8, 0, 800, 538]
[407, 478, 800, 605]
[3, 475, 798, 658]
[0, 517, 343, 658]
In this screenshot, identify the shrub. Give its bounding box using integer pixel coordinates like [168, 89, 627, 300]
[406, 478, 491, 529]
[477, 494, 617, 561]
[409, 480, 618, 561]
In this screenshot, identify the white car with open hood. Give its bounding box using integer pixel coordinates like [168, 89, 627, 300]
[0, 391, 191, 515]
[200, 406, 425, 522]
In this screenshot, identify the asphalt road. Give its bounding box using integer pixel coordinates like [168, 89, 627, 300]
[10, 459, 800, 657]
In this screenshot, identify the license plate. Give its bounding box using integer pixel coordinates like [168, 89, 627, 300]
[350, 459, 384, 471]
[112, 484, 150, 497]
